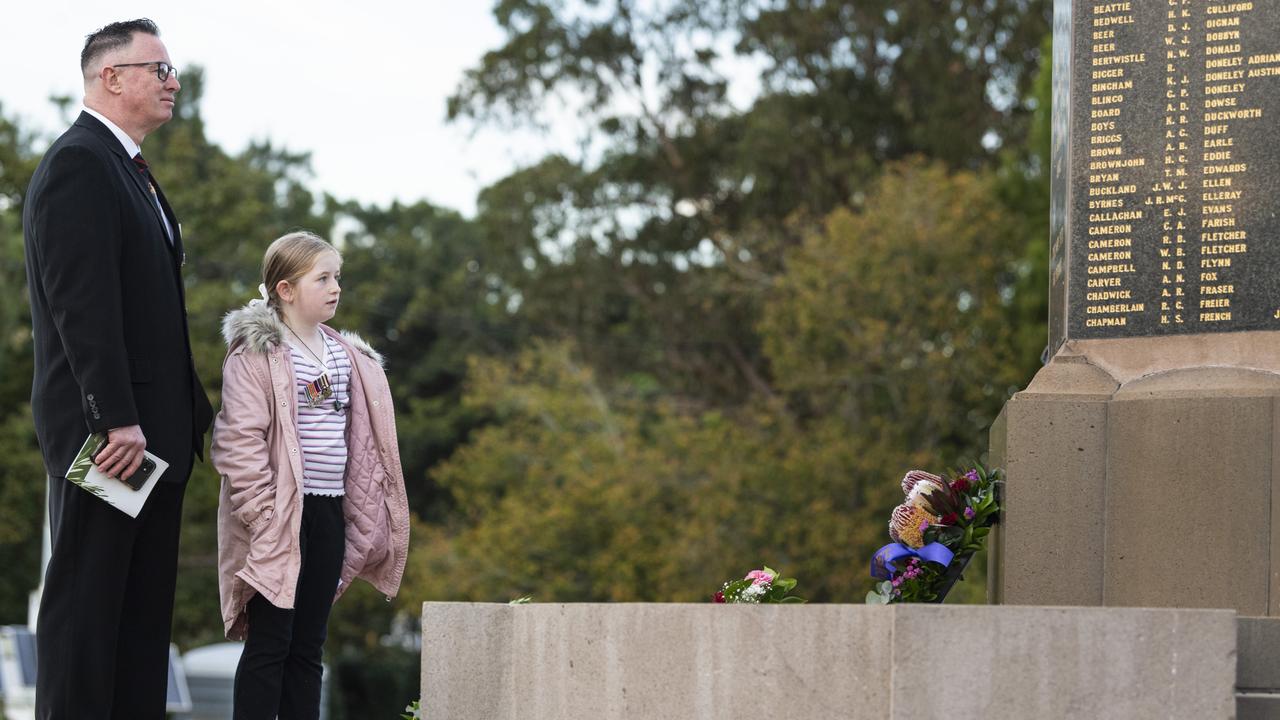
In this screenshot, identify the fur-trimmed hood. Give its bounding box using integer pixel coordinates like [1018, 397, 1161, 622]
[220, 299, 383, 366]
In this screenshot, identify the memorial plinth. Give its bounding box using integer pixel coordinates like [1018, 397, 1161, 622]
[993, 0, 1280, 615]
[420, 602, 1237, 720]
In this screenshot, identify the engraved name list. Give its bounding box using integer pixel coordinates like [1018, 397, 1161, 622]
[1070, 0, 1280, 338]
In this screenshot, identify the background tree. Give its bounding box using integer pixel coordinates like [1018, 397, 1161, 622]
[453, 0, 1049, 405]
[0, 105, 49, 626]
[411, 0, 1053, 609]
[405, 155, 1042, 606]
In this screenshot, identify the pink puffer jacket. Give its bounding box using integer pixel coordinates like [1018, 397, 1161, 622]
[211, 301, 410, 640]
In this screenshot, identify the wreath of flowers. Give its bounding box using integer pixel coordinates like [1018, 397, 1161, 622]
[865, 464, 1002, 604]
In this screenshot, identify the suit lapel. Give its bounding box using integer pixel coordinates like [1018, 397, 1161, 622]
[74, 113, 176, 253]
[122, 155, 172, 239]
[148, 174, 185, 266]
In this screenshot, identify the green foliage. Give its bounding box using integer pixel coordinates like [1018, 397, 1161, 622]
[998, 34, 1055, 369]
[406, 340, 696, 602]
[761, 158, 1030, 450]
[0, 102, 42, 627]
[454, 0, 1052, 413]
[327, 643, 419, 720]
[0, 407, 48, 621]
[333, 198, 517, 521]
[403, 341, 883, 605]
[455, 0, 1050, 233]
[406, 153, 1043, 607]
[415, 0, 1053, 605]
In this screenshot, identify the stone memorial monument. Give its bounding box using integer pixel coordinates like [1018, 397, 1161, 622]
[991, 0, 1280, 614]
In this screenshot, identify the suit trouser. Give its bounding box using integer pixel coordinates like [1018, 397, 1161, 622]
[234, 494, 346, 720]
[36, 475, 186, 720]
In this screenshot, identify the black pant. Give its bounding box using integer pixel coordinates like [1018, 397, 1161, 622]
[36, 475, 186, 720]
[235, 494, 345, 720]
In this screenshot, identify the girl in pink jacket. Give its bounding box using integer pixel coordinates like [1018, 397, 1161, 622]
[211, 231, 409, 720]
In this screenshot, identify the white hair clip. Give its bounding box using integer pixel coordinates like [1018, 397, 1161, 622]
[248, 282, 271, 308]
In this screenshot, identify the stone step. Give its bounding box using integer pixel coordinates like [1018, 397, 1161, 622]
[1235, 693, 1280, 720]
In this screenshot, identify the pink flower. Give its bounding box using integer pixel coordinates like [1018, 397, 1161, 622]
[744, 569, 774, 586]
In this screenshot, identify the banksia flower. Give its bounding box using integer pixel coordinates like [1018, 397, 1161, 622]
[889, 503, 937, 549]
[901, 470, 943, 497]
[904, 470, 965, 518]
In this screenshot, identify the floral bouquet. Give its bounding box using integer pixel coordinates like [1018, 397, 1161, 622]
[866, 464, 1001, 604]
[714, 566, 805, 604]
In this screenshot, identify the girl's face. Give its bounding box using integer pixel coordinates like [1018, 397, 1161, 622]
[278, 251, 342, 326]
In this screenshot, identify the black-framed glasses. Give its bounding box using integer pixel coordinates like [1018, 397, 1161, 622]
[111, 61, 178, 82]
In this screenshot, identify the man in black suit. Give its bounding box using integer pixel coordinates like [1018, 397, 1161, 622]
[23, 18, 213, 719]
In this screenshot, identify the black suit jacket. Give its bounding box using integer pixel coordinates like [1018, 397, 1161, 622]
[23, 112, 213, 481]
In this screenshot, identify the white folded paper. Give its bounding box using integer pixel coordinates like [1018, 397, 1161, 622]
[64, 433, 169, 518]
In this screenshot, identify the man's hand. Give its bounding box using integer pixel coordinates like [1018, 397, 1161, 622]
[94, 425, 147, 481]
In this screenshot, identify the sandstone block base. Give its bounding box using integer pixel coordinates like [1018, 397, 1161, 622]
[991, 339, 1280, 616]
[421, 603, 1235, 720]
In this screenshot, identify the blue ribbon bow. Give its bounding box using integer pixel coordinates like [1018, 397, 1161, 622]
[870, 542, 954, 580]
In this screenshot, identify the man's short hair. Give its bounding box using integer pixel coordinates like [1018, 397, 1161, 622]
[80, 19, 160, 76]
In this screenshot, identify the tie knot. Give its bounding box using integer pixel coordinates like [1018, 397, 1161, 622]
[132, 153, 149, 173]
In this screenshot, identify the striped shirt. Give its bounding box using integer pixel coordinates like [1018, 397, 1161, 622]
[288, 334, 350, 496]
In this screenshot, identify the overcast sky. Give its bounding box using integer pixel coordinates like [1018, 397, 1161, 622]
[0, 1, 573, 218]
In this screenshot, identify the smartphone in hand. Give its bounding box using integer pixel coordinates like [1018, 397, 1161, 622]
[123, 457, 157, 491]
[91, 434, 155, 491]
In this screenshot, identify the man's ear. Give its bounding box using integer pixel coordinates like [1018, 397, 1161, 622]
[100, 66, 123, 95]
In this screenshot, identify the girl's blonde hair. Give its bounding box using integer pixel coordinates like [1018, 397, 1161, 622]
[262, 231, 341, 308]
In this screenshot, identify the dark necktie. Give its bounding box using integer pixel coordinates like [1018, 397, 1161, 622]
[132, 153, 173, 244]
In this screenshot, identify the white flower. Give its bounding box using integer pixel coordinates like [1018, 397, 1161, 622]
[742, 583, 768, 602]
